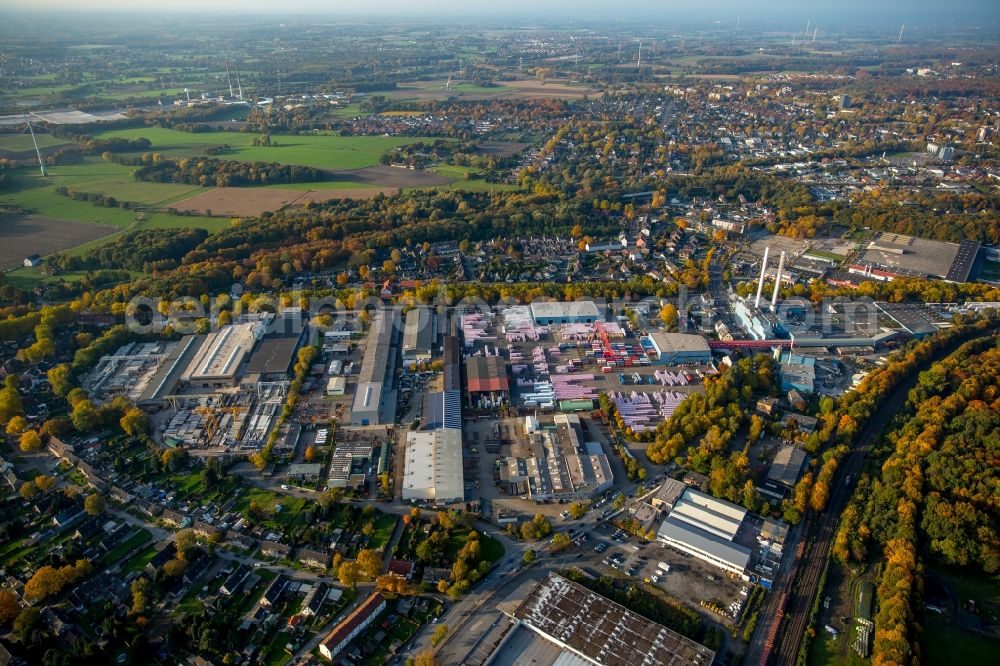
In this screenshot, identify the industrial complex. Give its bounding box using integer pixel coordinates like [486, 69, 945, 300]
[489, 572, 715, 666]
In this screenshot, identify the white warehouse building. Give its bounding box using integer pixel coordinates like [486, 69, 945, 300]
[402, 428, 464, 503]
[656, 487, 752, 579]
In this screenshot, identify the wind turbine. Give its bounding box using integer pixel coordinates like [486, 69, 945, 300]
[637, 40, 642, 68]
[897, 24, 905, 43]
[23, 115, 46, 176]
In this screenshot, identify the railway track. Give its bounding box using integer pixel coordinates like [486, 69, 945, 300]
[756, 332, 996, 665]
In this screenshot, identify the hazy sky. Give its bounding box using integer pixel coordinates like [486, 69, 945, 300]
[2, 0, 997, 20]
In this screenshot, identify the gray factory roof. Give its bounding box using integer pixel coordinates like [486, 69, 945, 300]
[529, 300, 601, 321]
[875, 302, 949, 338]
[767, 445, 807, 489]
[944, 239, 982, 283]
[183, 323, 259, 382]
[649, 332, 712, 356]
[657, 516, 752, 572]
[245, 336, 299, 376]
[859, 232, 960, 279]
[357, 310, 396, 385]
[511, 573, 714, 666]
[402, 307, 435, 356]
[139, 335, 203, 405]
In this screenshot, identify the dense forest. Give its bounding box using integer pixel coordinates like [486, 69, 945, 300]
[832, 335, 1000, 666]
[82, 228, 209, 273]
[118, 154, 324, 187]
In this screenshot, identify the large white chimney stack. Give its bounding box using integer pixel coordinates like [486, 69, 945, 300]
[754, 247, 770, 309]
[770, 250, 787, 311]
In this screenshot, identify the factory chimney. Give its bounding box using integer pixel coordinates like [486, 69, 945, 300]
[770, 250, 786, 312]
[754, 247, 770, 309]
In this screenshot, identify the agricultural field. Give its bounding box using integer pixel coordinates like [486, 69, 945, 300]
[174, 185, 399, 216]
[0, 214, 116, 270]
[0, 132, 76, 159]
[93, 127, 442, 172]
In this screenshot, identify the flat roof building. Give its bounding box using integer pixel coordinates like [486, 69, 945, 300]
[244, 335, 301, 381]
[351, 310, 397, 426]
[502, 413, 613, 500]
[647, 332, 712, 365]
[326, 376, 347, 396]
[402, 307, 435, 362]
[402, 428, 464, 503]
[657, 488, 751, 578]
[780, 353, 816, 394]
[859, 232, 972, 280]
[503, 572, 715, 666]
[767, 445, 807, 491]
[182, 323, 260, 387]
[530, 301, 601, 326]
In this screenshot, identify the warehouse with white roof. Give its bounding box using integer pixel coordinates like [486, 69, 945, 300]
[402, 428, 464, 503]
[657, 487, 752, 578]
[529, 301, 601, 325]
[181, 323, 261, 388]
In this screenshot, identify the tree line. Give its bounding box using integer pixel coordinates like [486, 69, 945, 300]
[832, 334, 1000, 666]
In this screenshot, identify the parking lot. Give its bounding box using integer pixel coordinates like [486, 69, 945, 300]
[582, 522, 748, 627]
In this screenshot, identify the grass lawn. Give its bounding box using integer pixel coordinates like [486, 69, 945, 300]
[369, 513, 399, 552]
[120, 540, 161, 573]
[922, 613, 999, 665]
[330, 103, 366, 119]
[261, 631, 294, 666]
[0, 133, 75, 155]
[805, 249, 847, 262]
[100, 529, 153, 567]
[3, 266, 139, 290]
[66, 469, 88, 486]
[444, 528, 505, 564]
[94, 127, 439, 171]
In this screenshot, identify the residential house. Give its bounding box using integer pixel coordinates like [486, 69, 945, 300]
[318, 592, 386, 661]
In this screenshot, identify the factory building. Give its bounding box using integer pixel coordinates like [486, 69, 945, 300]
[657, 488, 752, 579]
[402, 428, 464, 503]
[734, 301, 779, 340]
[84, 337, 204, 410]
[529, 301, 602, 326]
[495, 573, 715, 666]
[442, 336, 461, 391]
[401, 306, 436, 363]
[138, 336, 203, 410]
[779, 353, 816, 394]
[181, 323, 262, 388]
[351, 310, 398, 426]
[466, 355, 509, 409]
[762, 445, 808, 498]
[646, 332, 712, 365]
[501, 413, 613, 500]
[243, 334, 303, 382]
[423, 390, 462, 430]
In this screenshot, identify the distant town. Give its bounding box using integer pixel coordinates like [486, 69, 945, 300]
[0, 5, 999, 666]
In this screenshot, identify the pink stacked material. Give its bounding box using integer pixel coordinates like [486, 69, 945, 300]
[610, 390, 686, 432]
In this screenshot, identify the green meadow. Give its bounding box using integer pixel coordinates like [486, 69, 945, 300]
[94, 127, 437, 171]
